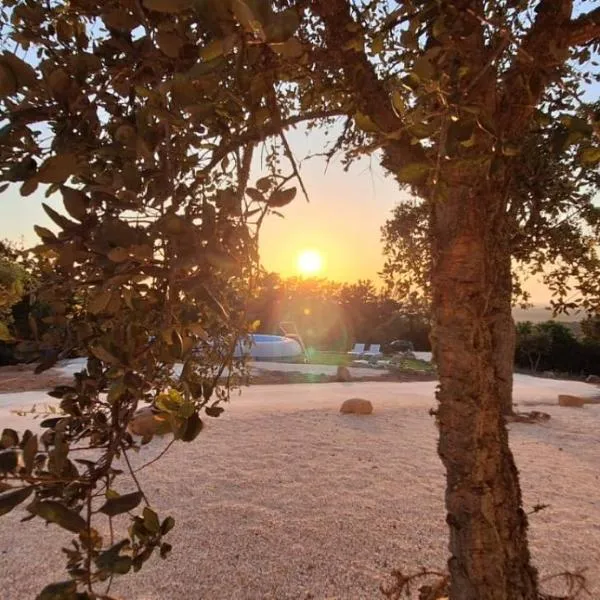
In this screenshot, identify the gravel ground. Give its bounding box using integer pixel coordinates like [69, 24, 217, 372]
[1, 379, 599, 599]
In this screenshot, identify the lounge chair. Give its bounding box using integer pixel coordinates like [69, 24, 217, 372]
[363, 344, 382, 358]
[347, 343, 366, 357]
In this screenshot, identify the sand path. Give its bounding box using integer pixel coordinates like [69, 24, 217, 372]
[1, 378, 599, 599]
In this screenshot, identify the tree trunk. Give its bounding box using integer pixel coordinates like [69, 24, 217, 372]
[430, 187, 538, 600]
[491, 259, 517, 416]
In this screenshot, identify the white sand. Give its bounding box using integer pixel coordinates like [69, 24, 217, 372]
[1, 377, 599, 599]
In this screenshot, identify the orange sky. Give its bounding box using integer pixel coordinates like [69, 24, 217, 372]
[0, 126, 561, 309]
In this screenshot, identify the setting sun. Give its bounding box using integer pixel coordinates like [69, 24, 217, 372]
[297, 249, 323, 276]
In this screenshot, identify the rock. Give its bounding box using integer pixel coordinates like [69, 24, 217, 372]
[586, 374, 600, 384]
[128, 406, 173, 438]
[340, 398, 373, 415]
[336, 365, 351, 382]
[558, 394, 585, 408]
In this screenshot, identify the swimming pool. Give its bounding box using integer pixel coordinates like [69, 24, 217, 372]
[234, 334, 304, 360]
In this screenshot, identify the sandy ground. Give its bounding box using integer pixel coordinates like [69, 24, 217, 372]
[1, 377, 600, 599]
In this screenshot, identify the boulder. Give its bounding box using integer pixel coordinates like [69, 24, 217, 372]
[585, 374, 600, 384]
[340, 398, 373, 415]
[336, 365, 351, 382]
[558, 394, 585, 408]
[128, 406, 173, 438]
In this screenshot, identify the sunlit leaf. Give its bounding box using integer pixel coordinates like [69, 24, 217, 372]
[28, 501, 86, 533]
[99, 491, 143, 516]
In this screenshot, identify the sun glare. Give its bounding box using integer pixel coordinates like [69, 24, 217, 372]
[297, 249, 323, 276]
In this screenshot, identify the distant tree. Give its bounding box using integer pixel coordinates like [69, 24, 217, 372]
[515, 322, 552, 373]
[581, 314, 600, 343]
[382, 120, 600, 415]
[0, 241, 31, 342]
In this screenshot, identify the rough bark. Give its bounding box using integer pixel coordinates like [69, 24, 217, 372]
[430, 186, 538, 600]
[492, 256, 517, 417]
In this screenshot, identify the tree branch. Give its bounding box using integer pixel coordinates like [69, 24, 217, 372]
[311, 0, 427, 188]
[203, 108, 345, 173]
[566, 6, 600, 46]
[500, 0, 574, 138]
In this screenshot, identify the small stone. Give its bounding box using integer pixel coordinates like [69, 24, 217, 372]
[585, 374, 600, 384]
[340, 398, 373, 415]
[558, 394, 585, 408]
[336, 365, 351, 382]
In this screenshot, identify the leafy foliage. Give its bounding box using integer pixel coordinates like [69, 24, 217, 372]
[0, 0, 305, 596]
[515, 320, 600, 376]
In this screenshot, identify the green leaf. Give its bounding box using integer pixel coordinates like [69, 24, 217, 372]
[0, 486, 33, 516]
[37, 154, 78, 184]
[34, 225, 57, 243]
[232, 0, 264, 38]
[372, 33, 384, 55]
[580, 146, 600, 165]
[88, 289, 112, 314]
[188, 56, 226, 80]
[199, 35, 237, 61]
[107, 247, 130, 263]
[246, 187, 266, 202]
[22, 434, 38, 474]
[1, 52, 36, 88]
[0, 449, 18, 473]
[413, 57, 435, 81]
[178, 412, 203, 442]
[205, 405, 225, 417]
[35, 580, 77, 600]
[161, 515, 175, 535]
[397, 162, 431, 183]
[264, 8, 299, 43]
[42, 203, 78, 231]
[1, 428, 18, 448]
[156, 31, 184, 58]
[60, 186, 88, 221]
[89, 344, 120, 365]
[20, 177, 38, 197]
[354, 112, 378, 132]
[142, 0, 192, 13]
[143, 507, 160, 533]
[99, 491, 143, 516]
[28, 501, 86, 533]
[268, 187, 296, 208]
[268, 38, 304, 58]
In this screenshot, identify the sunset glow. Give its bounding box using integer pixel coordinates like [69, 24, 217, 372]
[297, 249, 323, 276]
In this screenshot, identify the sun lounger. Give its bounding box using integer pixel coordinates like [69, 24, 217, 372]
[347, 343, 366, 357]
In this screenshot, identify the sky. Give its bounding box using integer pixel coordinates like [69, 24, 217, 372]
[0, 122, 588, 312]
[1, 7, 598, 317]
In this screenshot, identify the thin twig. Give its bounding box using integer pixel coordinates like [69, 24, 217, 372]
[120, 442, 150, 506]
[134, 439, 176, 473]
[279, 131, 310, 203]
